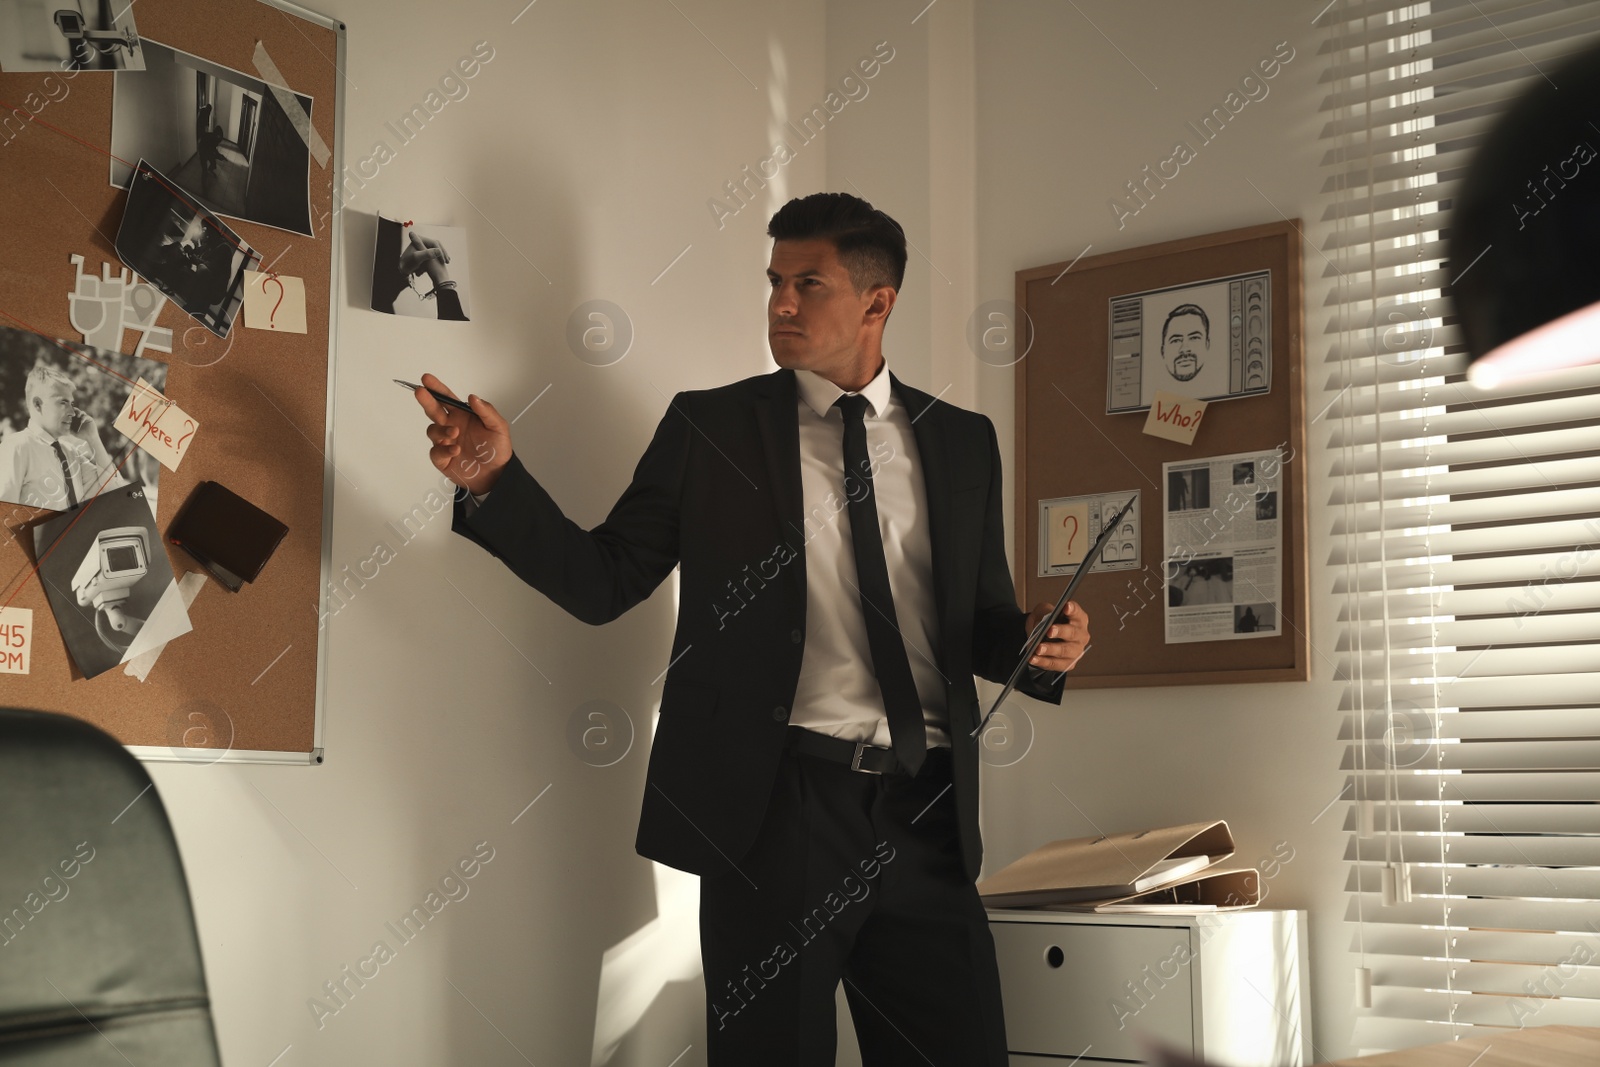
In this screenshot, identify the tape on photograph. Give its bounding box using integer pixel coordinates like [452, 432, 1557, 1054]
[252, 41, 330, 168]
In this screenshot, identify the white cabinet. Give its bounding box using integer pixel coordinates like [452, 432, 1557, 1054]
[987, 908, 1310, 1066]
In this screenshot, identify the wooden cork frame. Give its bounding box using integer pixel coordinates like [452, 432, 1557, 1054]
[1013, 220, 1308, 689]
[0, 0, 345, 761]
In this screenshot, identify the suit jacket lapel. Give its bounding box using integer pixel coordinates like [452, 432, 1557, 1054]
[890, 371, 953, 662]
[755, 369, 807, 601]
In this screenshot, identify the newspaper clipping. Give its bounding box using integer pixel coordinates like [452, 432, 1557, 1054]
[1163, 448, 1284, 643]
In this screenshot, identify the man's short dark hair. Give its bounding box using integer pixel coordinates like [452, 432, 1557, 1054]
[1161, 303, 1210, 344]
[767, 193, 907, 294]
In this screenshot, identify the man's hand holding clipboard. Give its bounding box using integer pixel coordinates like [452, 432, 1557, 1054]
[971, 495, 1137, 739]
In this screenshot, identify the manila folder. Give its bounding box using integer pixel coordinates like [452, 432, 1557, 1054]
[976, 820, 1236, 908]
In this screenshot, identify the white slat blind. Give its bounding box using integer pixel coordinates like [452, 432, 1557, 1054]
[1322, 0, 1600, 1052]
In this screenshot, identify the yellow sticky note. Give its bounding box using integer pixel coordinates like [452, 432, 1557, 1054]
[114, 378, 198, 472]
[1143, 390, 1209, 445]
[0, 607, 31, 674]
[242, 269, 308, 333]
[1046, 501, 1091, 568]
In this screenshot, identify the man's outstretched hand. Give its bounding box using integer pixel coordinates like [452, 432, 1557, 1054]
[1024, 600, 1090, 674]
[415, 372, 512, 497]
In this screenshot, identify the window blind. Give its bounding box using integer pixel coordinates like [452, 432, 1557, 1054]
[1322, 0, 1600, 1052]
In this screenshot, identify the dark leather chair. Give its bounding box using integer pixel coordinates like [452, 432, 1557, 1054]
[0, 708, 221, 1064]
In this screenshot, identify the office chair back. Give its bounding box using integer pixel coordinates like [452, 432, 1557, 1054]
[0, 707, 221, 1065]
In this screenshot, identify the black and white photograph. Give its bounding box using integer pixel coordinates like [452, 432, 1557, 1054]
[1232, 461, 1255, 485]
[1234, 603, 1275, 634]
[371, 215, 473, 321]
[115, 159, 261, 338]
[0, 0, 144, 72]
[110, 39, 313, 236]
[1166, 467, 1210, 512]
[31, 481, 192, 680]
[1255, 490, 1278, 521]
[1167, 557, 1233, 608]
[0, 324, 167, 513]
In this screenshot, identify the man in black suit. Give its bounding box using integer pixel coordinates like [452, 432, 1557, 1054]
[415, 193, 1089, 1065]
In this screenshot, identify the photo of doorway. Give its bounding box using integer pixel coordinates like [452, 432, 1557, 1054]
[184, 66, 263, 213]
[110, 39, 314, 236]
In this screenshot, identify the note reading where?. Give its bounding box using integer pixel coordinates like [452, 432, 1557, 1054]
[113, 378, 198, 472]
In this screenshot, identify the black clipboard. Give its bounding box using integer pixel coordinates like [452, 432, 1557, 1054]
[970, 495, 1138, 739]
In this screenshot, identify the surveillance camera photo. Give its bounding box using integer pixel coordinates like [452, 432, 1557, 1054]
[31, 482, 193, 679]
[110, 39, 314, 235]
[0, 0, 146, 73]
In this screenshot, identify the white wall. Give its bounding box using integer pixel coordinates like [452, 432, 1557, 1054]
[145, 2, 1359, 1064]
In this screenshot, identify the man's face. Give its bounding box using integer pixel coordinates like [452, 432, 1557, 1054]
[767, 239, 889, 383]
[31, 382, 76, 437]
[1161, 312, 1209, 382]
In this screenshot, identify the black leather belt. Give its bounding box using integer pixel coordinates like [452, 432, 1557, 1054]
[785, 725, 945, 776]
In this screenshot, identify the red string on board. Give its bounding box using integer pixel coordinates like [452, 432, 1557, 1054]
[0, 309, 139, 391]
[0, 98, 260, 261]
[0, 106, 240, 610]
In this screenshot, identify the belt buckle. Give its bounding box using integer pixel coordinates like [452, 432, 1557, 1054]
[851, 741, 884, 775]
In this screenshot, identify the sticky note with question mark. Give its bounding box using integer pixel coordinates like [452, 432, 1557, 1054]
[113, 378, 199, 472]
[1045, 501, 1091, 568]
[242, 269, 307, 333]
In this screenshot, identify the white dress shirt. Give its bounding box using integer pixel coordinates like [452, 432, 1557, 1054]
[788, 362, 949, 750]
[0, 423, 127, 509]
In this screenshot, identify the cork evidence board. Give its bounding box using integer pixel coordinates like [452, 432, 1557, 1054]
[0, 0, 345, 760]
[1013, 220, 1308, 688]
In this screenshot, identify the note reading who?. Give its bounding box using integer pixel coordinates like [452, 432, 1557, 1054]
[1142, 390, 1209, 446]
[0, 607, 31, 674]
[114, 378, 198, 472]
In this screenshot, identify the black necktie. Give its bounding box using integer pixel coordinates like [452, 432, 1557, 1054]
[51, 440, 79, 509]
[835, 393, 925, 775]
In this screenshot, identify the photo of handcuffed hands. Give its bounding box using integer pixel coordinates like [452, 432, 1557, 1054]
[371, 217, 472, 321]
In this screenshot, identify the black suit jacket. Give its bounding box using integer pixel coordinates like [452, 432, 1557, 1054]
[452, 367, 1064, 882]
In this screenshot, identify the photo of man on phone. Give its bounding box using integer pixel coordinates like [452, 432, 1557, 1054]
[0, 363, 128, 511]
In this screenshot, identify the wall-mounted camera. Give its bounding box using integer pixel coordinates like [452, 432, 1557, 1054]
[53, 9, 140, 64]
[71, 526, 151, 650]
